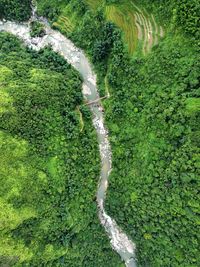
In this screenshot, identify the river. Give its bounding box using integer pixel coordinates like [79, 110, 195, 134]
[0, 7, 136, 266]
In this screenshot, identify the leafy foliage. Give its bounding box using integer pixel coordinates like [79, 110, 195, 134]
[37, 0, 70, 22]
[0, 0, 31, 21]
[1, 0, 199, 266]
[41, 0, 199, 265]
[105, 34, 200, 266]
[135, 0, 200, 44]
[30, 21, 45, 37]
[0, 32, 121, 266]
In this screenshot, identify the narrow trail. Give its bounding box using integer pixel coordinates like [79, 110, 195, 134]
[0, 3, 136, 267]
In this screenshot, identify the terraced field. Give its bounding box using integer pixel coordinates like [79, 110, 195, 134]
[131, 2, 164, 54]
[52, 5, 76, 34]
[53, 15, 74, 34]
[86, 0, 164, 55]
[105, 4, 138, 54]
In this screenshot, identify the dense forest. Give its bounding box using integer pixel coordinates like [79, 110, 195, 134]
[0, 0, 199, 266]
[106, 35, 200, 266]
[0, 33, 121, 266]
[36, 0, 200, 265]
[0, 0, 31, 22]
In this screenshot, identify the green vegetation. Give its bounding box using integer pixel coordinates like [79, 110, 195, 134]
[37, 0, 163, 55]
[135, 0, 200, 43]
[0, 0, 31, 21]
[0, 32, 121, 266]
[30, 21, 45, 37]
[105, 34, 200, 266]
[86, 0, 103, 10]
[103, 1, 163, 54]
[1, 0, 199, 266]
[37, 0, 200, 265]
[103, 1, 200, 266]
[104, 3, 138, 54]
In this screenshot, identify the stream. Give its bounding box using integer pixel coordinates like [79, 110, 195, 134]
[0, 6, 136, 266]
